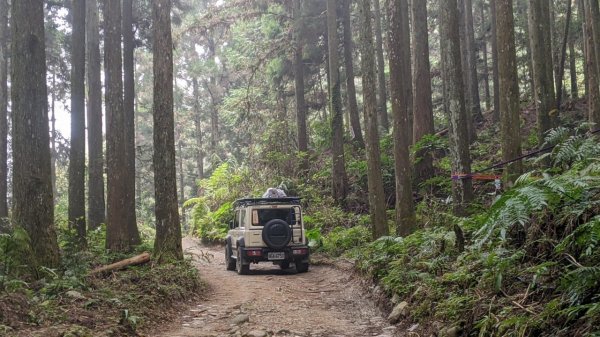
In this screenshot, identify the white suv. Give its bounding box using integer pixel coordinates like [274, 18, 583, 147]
[225, 197, 310, 275]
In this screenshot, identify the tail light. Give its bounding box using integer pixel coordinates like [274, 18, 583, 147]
[292, 248, 308, 255]
[246, 249, 262, 257]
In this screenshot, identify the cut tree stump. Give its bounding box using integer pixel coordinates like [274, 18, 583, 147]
[90, 252, 151, 275]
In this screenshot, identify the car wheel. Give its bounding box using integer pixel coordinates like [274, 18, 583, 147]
[225, 243, 236, 271]
[279, 261, 290, 270]
[295, 261, 309, 273]
[236, 247, 249, 275]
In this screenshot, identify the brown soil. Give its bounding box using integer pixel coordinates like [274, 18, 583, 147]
[150, 238, 397, 337]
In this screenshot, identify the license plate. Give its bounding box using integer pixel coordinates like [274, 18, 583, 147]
[267, 252, 285, 260]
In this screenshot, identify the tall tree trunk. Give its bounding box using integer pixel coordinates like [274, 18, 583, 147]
[569, 39, 578, 99]
[293, 0, 309, 164]
[0, 0, 7, 220]
[104, 0, 131, 252]
[327, 0, 349, 206]
[153, 0, 183, 261]
[550, 1, 560, 99]
[480, 1, 491, 111]
[589, 0, 600, 79]
[579, 0, 589, 99]
[359, 0, 388, 239]
[440, 0, 473, 215]
[496, 0, 523, 183]
[464, 0, 483, 124]
[585, 0, 600, 130]
[342, 0, 364, 148]
[522, 1, 536, 101]
[491, 0, 501, 122]
[207, 36, 219, 151]
[11, 0, 59, 267]
[411, 0, 435, 183]
[387, 0, 415, 236]
[457, 0, 475, 142]
[556, 0, 573, 110]
[122, 0, 140, 245]
[192, 78, 204, 182]
[373, 0, 389, 133]
[68, 0, 86, 244]
[529, 0, 557, 146]
[177, 135, 185, 227]
[51, 74, 57, 200]
[86, 0, 105, 229]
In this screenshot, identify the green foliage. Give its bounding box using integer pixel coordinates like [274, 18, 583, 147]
[0, 227, 34, 288]
[187, 162, 266, 242]
[321, 225, 370, 257]
[348, 129, 600, 336]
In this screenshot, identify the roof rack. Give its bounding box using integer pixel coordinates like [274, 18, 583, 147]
[233, 197, 301, 208]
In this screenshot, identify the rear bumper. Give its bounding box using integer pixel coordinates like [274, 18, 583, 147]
[241, 246, 309, 263]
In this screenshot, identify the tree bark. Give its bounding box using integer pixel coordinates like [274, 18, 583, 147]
[579, 0, 589, 99]
[556, 0, 573, 110]
[588, 0, 600, 79]
[68, 0, 86, 244]
[440, 0, 473, 215]
[104, 0, 131, 252]
[327, 0, 349, 206]
[177, 135, 185, 226]
[51, 74, 57, 200]
[496, 0, 523, 183]
[293, 0, 309, 165]
[457, 0, 475, 142]
[480, 1, 491, 111]
[90, 252, 150, 275]
[387, 0, 415, 236]
[342, 0, 364, 148]
[207, 36, 219, 151]
[373, 0, 389, 133]
[411, 0, 435, 183]
[86, 0, 105, 229]
[529, 0, 557, 145]
[0, 0, 8, 219]
[464, 0, 483, 124]
[491, 0, 501, 123]
[192, 78, 204, 182]
[122, 0, 140, 246]
[153, 0, 183, 261]
[359, 0, 388, 239]
[585, 0, 600, 131]
[569, 39, 578, 99]
[11, 0, 60, 267]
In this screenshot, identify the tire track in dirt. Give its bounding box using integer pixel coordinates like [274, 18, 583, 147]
[151, 238, 398, 337]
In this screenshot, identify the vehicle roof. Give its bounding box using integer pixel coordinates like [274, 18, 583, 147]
[233, 197, 301, 208]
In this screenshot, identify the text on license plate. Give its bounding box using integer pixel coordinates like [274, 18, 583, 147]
[267, 252, 285, 260]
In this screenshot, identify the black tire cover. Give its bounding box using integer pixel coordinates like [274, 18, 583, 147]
[262, 219, 292, 249]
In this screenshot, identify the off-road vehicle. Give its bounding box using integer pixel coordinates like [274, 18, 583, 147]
[225, 197, 310, 275]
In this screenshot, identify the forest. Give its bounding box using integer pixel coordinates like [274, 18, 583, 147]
[1, 0, 600, 336]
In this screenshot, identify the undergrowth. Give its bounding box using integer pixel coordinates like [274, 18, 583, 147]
[341, 127, 600, 337]
[0, 225, 203, 337]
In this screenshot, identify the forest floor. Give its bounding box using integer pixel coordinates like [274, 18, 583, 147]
[149, 238, 398, 337]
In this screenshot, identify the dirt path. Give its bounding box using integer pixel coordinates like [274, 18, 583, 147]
[151, 238, 397, 337]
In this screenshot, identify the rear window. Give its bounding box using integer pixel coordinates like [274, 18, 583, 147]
[252, 207, 299, 226]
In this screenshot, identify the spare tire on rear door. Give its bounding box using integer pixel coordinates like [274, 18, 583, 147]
[262, 219, 292, 249]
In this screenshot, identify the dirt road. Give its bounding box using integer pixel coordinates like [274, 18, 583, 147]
[152, 238, 397, 337]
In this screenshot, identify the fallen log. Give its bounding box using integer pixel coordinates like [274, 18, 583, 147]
[90, 252, 151, 275]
